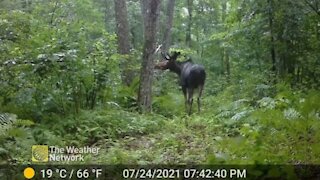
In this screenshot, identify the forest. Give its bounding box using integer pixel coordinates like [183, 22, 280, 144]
[0, 0, 320, 178]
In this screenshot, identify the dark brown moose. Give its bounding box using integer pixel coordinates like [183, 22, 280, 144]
[155, 51, 206, 115]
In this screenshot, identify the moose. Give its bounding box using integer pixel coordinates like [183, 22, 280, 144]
[155, 51, 206, 115]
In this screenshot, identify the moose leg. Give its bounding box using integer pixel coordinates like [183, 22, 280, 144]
[182, 87, 188, 113]
[187, 88, 194, 115]
[197, 85, 204, 113]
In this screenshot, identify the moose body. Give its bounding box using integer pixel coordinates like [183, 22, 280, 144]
[155, 52, 206, 115]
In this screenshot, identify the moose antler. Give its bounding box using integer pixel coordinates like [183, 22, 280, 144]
[161, 52, 171, 60]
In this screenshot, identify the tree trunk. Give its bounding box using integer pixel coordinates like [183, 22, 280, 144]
[22, 0, 31, 11]
[162, 0, 176, 52]
[255, 41, 262, 72]
[114, 0, 133, 86]
[186, 0, 193, 47]
[222, 1, 230, 81]
[104, 0, 114, 32]
[223, 49, 230, 80]
[137, 0, 161, 113]
[276, 18, 288, 78]
[268, 0, 277, 74]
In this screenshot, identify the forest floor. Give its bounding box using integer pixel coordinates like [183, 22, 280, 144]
[93, 115, 223, 164]
[71, 93, 228, 164]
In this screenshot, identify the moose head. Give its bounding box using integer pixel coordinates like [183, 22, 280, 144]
[155, 51, 181, 72]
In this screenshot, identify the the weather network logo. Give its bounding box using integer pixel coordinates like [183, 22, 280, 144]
[32, 145, 49, 162]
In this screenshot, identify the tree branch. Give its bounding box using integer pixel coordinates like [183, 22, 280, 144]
[304, 0, 320, 17]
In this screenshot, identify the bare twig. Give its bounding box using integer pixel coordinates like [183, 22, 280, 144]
[154, 44, 162, 54]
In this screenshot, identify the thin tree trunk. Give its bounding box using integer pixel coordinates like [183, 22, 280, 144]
[224, 50, 230, 80]
[140, 1, 148, 27]
[199, 1, 206, 57]
[138, 0, 161, 113]
[49, 1, 59, 26]
[22, 0, 27, 8]
[162, 0, 176, 52]
[256, 41, 262, 72]
[286, 41, 295, 75]
[22, 0, 31, 11]
[104, 0, 114, 32]
[268, 0, 277, 74]
[186, 0, 193, 47]
[277, 22, 287, 78]
[114, 0, 133, 86]
[222, 1, 230, 81]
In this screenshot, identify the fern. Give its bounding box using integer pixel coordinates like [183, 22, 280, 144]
[283, 108, 301, 120]
[0, 113, 37, 164]
[0, 113, 17, 135]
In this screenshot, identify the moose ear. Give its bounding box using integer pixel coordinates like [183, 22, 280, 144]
[161, 52, 171, 60]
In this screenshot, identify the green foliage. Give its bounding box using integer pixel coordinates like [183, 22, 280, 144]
[0, 2, 120, 119]
[30, 106, 167, 149]
[153, 92, 185, 117]
[115, 77, 140, 109]
[0, 113, 37, 164]
[213, 89, 320, 164]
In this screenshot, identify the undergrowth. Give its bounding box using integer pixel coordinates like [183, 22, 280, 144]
[1, 82, 320, 165]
